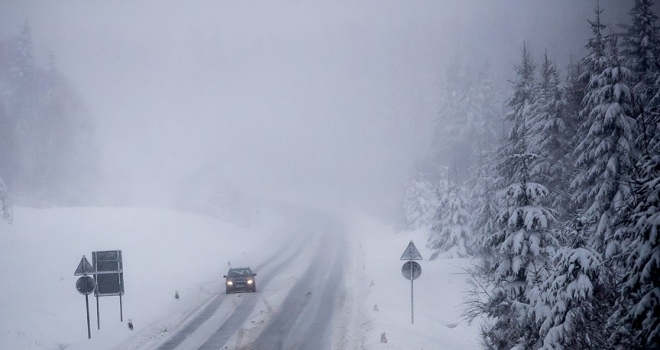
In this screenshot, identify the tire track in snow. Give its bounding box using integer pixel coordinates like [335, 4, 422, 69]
[246, 232, 346, 350]
[195, 247, 305, 350]
[155, 233, 305, 350]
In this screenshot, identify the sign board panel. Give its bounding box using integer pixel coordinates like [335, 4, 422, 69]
[92, 250, 124, 296]
[94, 250, 123, 272]
[95, 273, 124, 295]
[400, 241, 423, 260]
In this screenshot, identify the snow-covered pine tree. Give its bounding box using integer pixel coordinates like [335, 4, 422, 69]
[561, 8, 639, 347]
[473, 62, 502, 147]
[572, 29, 637, 258]
[432, 67, 468, 174]
[428, 180, 471, 259]
[7, 22, 39, 195]
[528, 53, 571, 218]
[434, 64, 501, 182]
[0, 24, 97, 205]
[607, 3, 660, 347]
[623, 0, 660, 79]
[469, 138, 500, 260]
[462, 65, 505, 326]
[427, 166, 450, 254]
[483, 139, 556, 348]
[535, 215, 609, 349]
[499, 44, 536, 181]
[564, 60, 588, 164]
[612, 154, 660, 347]
[462, 66, 504, 331]
[480, 46, 557, 349]
[403, 172, 436, 230]
[467, 63, 503, 259]
[569, 4, 609, 169]
[623, 0, 660, 157]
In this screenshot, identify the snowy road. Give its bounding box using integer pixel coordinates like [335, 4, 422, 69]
[248, 233, 346, 349]
[153, 222, 348, 350]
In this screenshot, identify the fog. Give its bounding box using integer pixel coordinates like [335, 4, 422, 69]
[0, 0, 635, 217]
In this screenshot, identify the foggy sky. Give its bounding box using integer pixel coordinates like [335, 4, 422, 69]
[0, 0, 636, 215]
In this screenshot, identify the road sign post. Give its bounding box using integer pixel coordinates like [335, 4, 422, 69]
[400, 241, 422, 325]
[74, 256, 96, 339]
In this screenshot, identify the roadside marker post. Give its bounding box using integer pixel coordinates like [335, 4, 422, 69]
[74, 256, 96, 339]
[400, 241, 422, 324]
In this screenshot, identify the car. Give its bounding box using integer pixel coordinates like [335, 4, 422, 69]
[223, 267, 257, 293]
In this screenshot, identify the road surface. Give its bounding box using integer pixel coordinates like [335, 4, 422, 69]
[154, 223, 348, 350]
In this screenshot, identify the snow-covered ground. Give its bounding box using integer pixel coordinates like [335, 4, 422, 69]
[0, 206, 480, 349]
[346, 215, 481, 349]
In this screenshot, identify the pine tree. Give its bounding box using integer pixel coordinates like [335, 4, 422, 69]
[573, 3, 608, 151]
[483, 166, 556, 348]
[563, 7, 639, 347]
[6, 21, 39, 196]
[564, 60, 588, 169]
[0, 24, 97, 204]
[403, 172, 436, 230]
[607, 2, 660, 346]
[528, 53, 571, 218]
[499, 44, 536, 181]
[571, 10, 637, 258]
[612, 154, 660, 347]
[433, 67, 468, 173]
[623, 0, 660, 157]
[474, 62, 503, 146]
[469, 139, 500, 260]
[428, 180, 472, 258]
[535, 215, 609, 349]
[623, 0, 660, 78]
[468, 63, 503, 258]
[434, 63, 502, 182]
[480, 46, 557, 349]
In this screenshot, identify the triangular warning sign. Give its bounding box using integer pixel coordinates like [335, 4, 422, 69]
[400, 240, 423, 260]
[74, 255, 95, 276]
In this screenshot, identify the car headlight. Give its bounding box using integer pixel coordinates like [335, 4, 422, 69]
[226, 281, 233, 286]
[247, 279, 253, 285]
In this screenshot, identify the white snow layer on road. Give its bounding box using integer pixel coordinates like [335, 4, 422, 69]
[0, 207, 480, 349]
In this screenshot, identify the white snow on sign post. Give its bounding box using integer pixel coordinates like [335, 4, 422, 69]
[400, 240, 423, 260]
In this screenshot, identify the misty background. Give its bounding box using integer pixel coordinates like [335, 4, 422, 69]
[0, 0, 635, 221]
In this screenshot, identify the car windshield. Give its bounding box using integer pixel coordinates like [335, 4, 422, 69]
[228, 269, 251, 277]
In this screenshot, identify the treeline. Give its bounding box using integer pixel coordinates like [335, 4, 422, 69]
[403, 1, 659, 348]
[0, 22, 97, 206]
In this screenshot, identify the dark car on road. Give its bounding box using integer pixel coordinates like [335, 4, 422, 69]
[224, 267, 257, 293]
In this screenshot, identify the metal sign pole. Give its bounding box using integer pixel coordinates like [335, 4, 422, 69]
[119, 293, 123, 322]
[85, 294, 91, 339]
[400, 241, 422, 326]
[411, 261, 414, 324]
[75, 258, 97, 339]
[96, 295, 100, 330]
